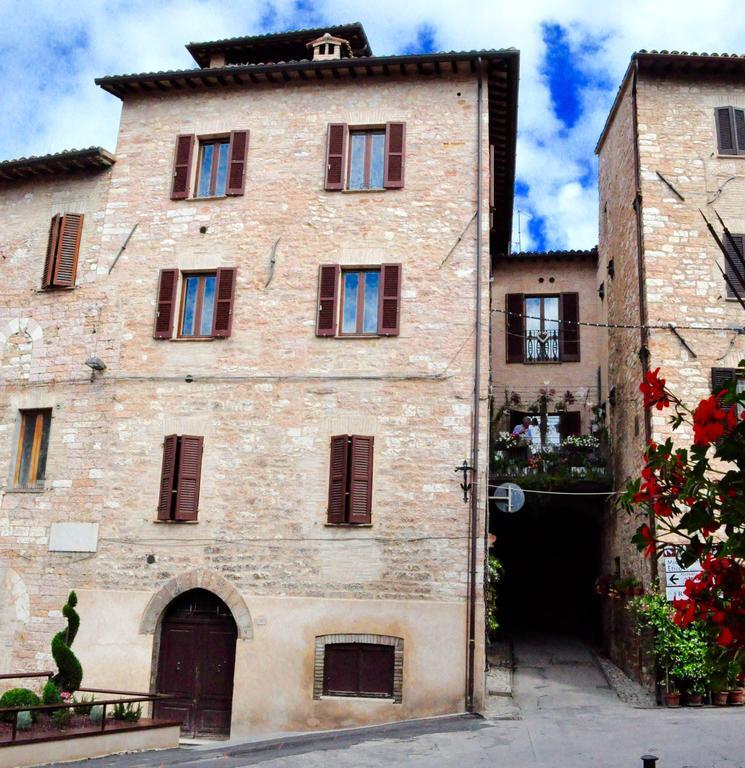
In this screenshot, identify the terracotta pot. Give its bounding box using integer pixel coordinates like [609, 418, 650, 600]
[686, 693, 704, 707]
[713, 691, 730, 706]
[728, 689, 745, 706]
[665, 692, 681, 707]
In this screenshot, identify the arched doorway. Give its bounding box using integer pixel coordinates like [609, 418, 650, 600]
[154, 589, 237, 738]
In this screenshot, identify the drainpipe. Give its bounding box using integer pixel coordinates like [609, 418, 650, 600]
[466, 56, 484, 714]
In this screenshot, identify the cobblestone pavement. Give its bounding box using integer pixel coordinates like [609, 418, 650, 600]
[56, 634, 745, 768]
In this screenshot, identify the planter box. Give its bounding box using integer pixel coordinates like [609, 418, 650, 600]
[0, 720, 180, 768]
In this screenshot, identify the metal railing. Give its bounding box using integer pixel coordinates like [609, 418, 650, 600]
[0, 672, 174, 744]
[525, 330, 560, 362]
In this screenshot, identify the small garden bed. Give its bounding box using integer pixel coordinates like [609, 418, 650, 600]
[0, 716, 172, 745]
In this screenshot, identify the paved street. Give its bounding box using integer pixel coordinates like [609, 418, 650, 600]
[60, 634, 745, 768]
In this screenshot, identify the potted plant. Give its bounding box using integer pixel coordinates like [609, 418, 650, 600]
[729, 669, 745, 706]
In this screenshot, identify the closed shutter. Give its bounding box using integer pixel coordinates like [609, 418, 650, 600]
[348, 435, 373, 524]
[560, 292, 581, 362]
[712, 367, 737, 412]
[723, 233, 745, 299]
[327, 435, 349, 524]
[211, 268, 237, 337]
[716, 107, 736, 155]
[325, 123, 347, 190]
[226, 130, 249, 195]
[323, 644, 358, 695]
[175, 435, 203, 521]
[42, 214, 61, 288]
[378, 264, 402, 336]
[157, 434, 178, 520]
[316, 264, 340, 336]
[154, 269, 179, 339]
[383, 122, 406, 189]
[359, 644, 395, 696]
[171, 134, 195, 199]
[506, 293, 524, 363]
[560, 411, 582, 440]
[51, 213, 84, 287]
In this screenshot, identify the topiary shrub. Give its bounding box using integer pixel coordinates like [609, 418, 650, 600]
[0, 688, 41, 723]
[42, 680, 62, 706]
[51, 591, 83, 693]
[16, 711, 33, 731]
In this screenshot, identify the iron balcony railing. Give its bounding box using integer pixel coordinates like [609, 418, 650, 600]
[525, 330, 560, 362]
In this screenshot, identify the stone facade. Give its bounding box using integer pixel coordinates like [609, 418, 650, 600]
[0, 33, 511, 736]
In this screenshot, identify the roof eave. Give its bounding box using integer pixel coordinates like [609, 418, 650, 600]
[0, 147, 116, 182]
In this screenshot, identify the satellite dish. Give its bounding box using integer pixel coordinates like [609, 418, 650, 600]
[494, 482, 525, 513]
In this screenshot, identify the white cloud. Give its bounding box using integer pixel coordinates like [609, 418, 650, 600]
[3, 0, 745, 249]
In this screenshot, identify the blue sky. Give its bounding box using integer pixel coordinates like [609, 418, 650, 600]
[3, 0, 745, 251]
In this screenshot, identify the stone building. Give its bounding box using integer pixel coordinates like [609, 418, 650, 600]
[597, 51, 745, 675]
[0, 24, 519, 737]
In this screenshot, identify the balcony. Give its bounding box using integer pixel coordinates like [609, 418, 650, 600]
[525, 330, 560, 363]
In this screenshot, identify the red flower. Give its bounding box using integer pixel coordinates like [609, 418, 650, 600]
[718, 627, 733, 647]
[692, 395, 735, 447]
[640, 368, 670, 410]
[639, 524, 655, 559]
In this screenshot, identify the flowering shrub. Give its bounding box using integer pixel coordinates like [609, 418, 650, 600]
[562, 434, 600, 450]
[623, 360, 745, 659]
[494, 432, 520, 450]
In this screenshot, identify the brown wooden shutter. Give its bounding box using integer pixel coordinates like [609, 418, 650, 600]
[735, 109, 745, 154]
[327, 435, 349, 524]
[724, 233, 745, 299]
[560, 411, 582, 440]
[325, 123, 347, 190]
[716, 108, 736, 154]
[175, 435, 203, 521]
[211, 268, 237, 337]
[712, 367, 737, 412]
[154, 269, 179, 339]
[316, 264, 339, 336]
[560, 292, 581, 362]
[171, 134, 195, 199]
[226, 130, 249, 195]
[383, 122, 406, 189]
[52, 213, 84, 287]
[378, 264, 402, 336]
[42, 214, 61, 288]
[157, 434, 178, 520]
[506, 293, 524, 363]
[348, 435, 373, 524]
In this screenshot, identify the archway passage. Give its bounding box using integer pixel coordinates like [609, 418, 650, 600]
[154, 589, 237, 738]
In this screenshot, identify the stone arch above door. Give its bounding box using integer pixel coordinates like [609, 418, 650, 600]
[139, 570, 253, 639]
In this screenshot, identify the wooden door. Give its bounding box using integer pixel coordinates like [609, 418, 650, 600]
[154, 589, 237, 737]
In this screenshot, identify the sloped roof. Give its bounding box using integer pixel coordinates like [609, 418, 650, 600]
[0, 147, 115, 182]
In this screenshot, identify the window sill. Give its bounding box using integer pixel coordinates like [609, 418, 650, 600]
[152, 519, 199, 524]
[341, 188, 387, 194]
[5, 487, 45, 494]
[168, 336, 215, 342]
[324, 523, 373, 528]
[184, 195, 228, 202]
[35, 286, 76, 293]
[319, 694, 394, 702]
[716, 154, 745, 160]
[335, 334, 381, 339]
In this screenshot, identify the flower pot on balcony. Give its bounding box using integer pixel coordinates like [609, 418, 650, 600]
[713, 691, 730, 706]
[665, 692, 681, 707]
[728, 689, 745, 706]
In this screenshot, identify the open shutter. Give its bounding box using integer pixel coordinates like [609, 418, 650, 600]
[154, 269, 178, 339]
[157, 434, 178, 520]
[51, 213, 84, 287]
[560, 292, 581, 362]
[560, 412, 582, 440]
[327, 435, 349, 524]
[348, 435, 373, 524]
[378, 264, 402, 336]
[226, 130, 249, 196]
[175, 435, 203, 521]
[325, 123, 347, 190]
[506, 293, 524, 363]
[212, 268, 237, 337]
[316, 264, 339, 336]
[383, 122, 406, 189]
[724, 233, 745, 299]
[712, 368, 737, 413]
[171, 134, 195, 199]
[735, 109, 745, 154]
[42, 214, 61, 288]
[716, 108, 736, 155]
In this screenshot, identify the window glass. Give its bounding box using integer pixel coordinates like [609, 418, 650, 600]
[342, 272, 359, 333]
[528, 415, 561, 451]
[544, 297, 559, 333]
[362, 272, 379, 333]
[197, 144, 214, 198]
[15, 410, 51, 489]
[215, 142, 230, 196]
[369, 133, 385, 188]
[348, 134, 366, 190]
[182, 276, 199, 336]
[200, 276, 216, 336]
[525, 297, 541, 333]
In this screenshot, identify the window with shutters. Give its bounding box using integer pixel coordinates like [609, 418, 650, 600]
[316, 264, 401, 337]
[196, 138, 230, 197]
[327, 435, 374, 525]
[722, 233, 745, 300]
[507, 293, 580, 364]
[323, 643, 394, 698]
[324, 123, 405, 191]
[154, 268, 236, 340]
[41, 213, 83, 289]
[715, 107, 745, 156]
[11, 409, 52, 491]
[171, 131, 248, 199]
[157, 434, 204, 521]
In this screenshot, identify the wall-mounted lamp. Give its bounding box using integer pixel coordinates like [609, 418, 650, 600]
[85, 356, 106, 372]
